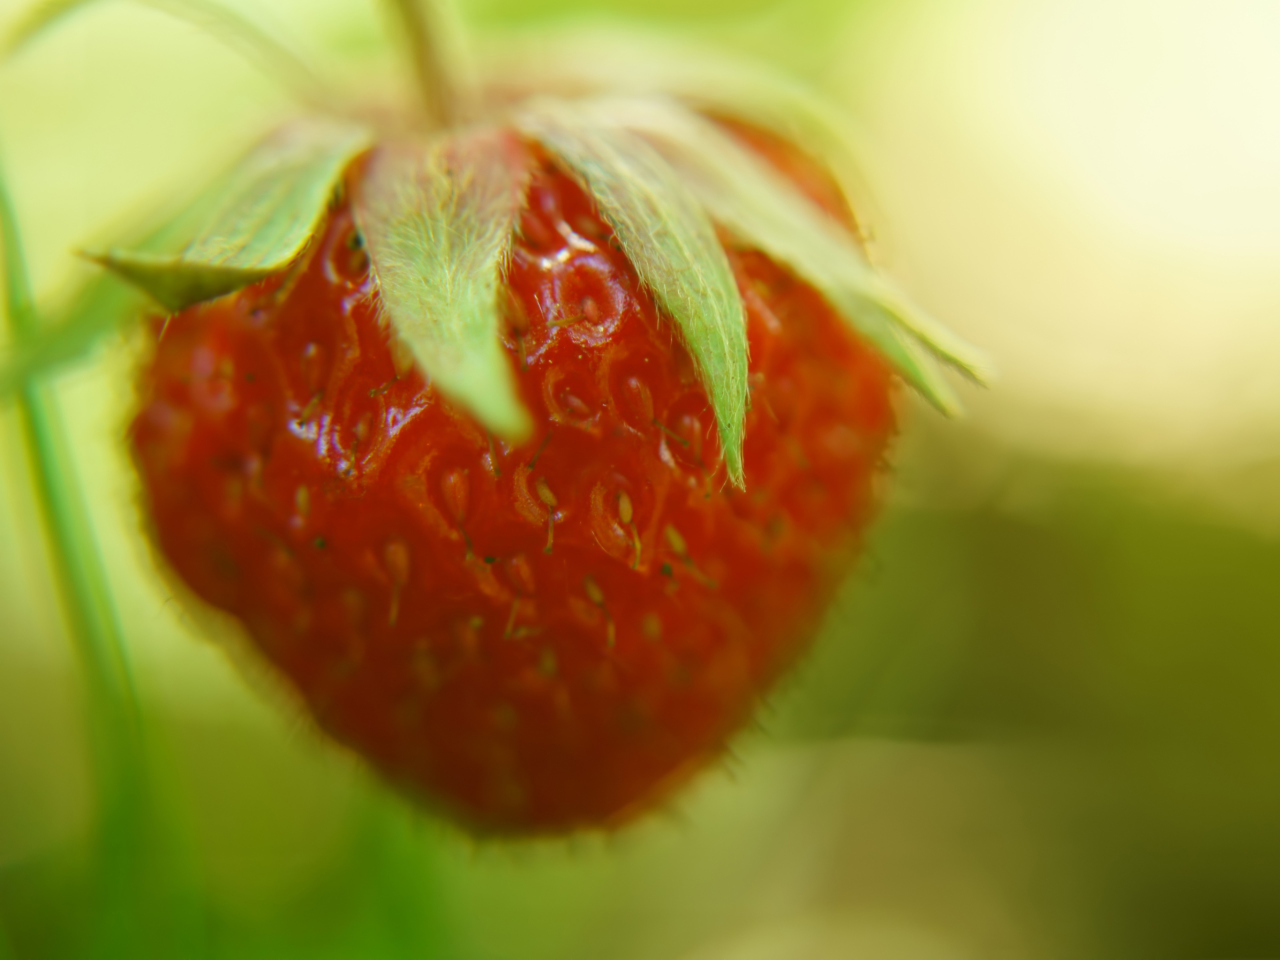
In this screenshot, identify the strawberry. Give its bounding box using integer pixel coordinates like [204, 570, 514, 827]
[18, 0, 986, 834]
[131, 140, 895, 833]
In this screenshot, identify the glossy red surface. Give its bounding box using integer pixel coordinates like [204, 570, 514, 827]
[130, 147, 895, 833]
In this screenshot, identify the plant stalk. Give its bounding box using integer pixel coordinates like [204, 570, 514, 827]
[0, 146, 150, 946]
[384, 0, 473, 128]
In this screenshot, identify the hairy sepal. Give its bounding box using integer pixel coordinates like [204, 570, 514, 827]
[353, 127, 534, 443]
[604, 98, 993, 413]
[89, 118, 369, 313]
[515, 99, 749, 487]
[478, 29, 883, 246]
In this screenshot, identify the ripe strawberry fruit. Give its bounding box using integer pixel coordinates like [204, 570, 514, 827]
[47, 0, 984, 836]
[131, 138, 895, 833]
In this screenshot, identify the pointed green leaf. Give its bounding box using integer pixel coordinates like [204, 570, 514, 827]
[353, 127, 534, 443]
[601, 97, 993, 413]
[0, 142, 280, 397]
[1, 118, 367, 396]
[515, 99, 750, 486]
[82, 253, 272, 315]
[91, 118, 369, 312]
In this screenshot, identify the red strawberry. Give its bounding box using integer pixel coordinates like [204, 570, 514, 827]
[131, 136, 896, 833]
[46, 0, 984, 835]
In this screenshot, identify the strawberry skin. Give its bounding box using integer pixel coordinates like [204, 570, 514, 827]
[130, 148, 895, 834]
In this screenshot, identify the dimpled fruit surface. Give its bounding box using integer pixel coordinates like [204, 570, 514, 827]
[130, 146, 896, 834]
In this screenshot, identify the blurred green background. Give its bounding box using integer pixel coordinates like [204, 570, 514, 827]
[3, 0, 1280, 957]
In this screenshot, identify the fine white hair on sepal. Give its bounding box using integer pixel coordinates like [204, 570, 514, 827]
[594, 96, 993, 413]
[354, 126, 534, 442]
[514, 98, 750, 487]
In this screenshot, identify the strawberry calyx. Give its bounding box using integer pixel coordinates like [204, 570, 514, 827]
[0, 0, 992, 834]
[2, 0, 991, 484]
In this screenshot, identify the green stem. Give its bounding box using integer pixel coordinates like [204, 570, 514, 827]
[384, 0, 472, 128]
[0, 145, 148, 937]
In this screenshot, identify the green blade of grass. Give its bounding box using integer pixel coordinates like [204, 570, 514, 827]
[0, 141, 150, 954]
[0, 267, 152, 396]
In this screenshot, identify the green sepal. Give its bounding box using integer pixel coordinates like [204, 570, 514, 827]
[0, 155, 261, 397]
[515, 98, 750, 487]
[81, 253, 268, 315]
[605, 98, 993, 413]
[478, 30, 883, 238]
[89, 118, 370, 313]
[353, 127, 534, 443]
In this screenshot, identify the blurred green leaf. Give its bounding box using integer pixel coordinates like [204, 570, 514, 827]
[0, 267, 153, 394]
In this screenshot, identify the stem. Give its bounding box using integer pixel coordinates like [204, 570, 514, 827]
[0, 145, 149, 940]
[384, 0, 472, 128]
